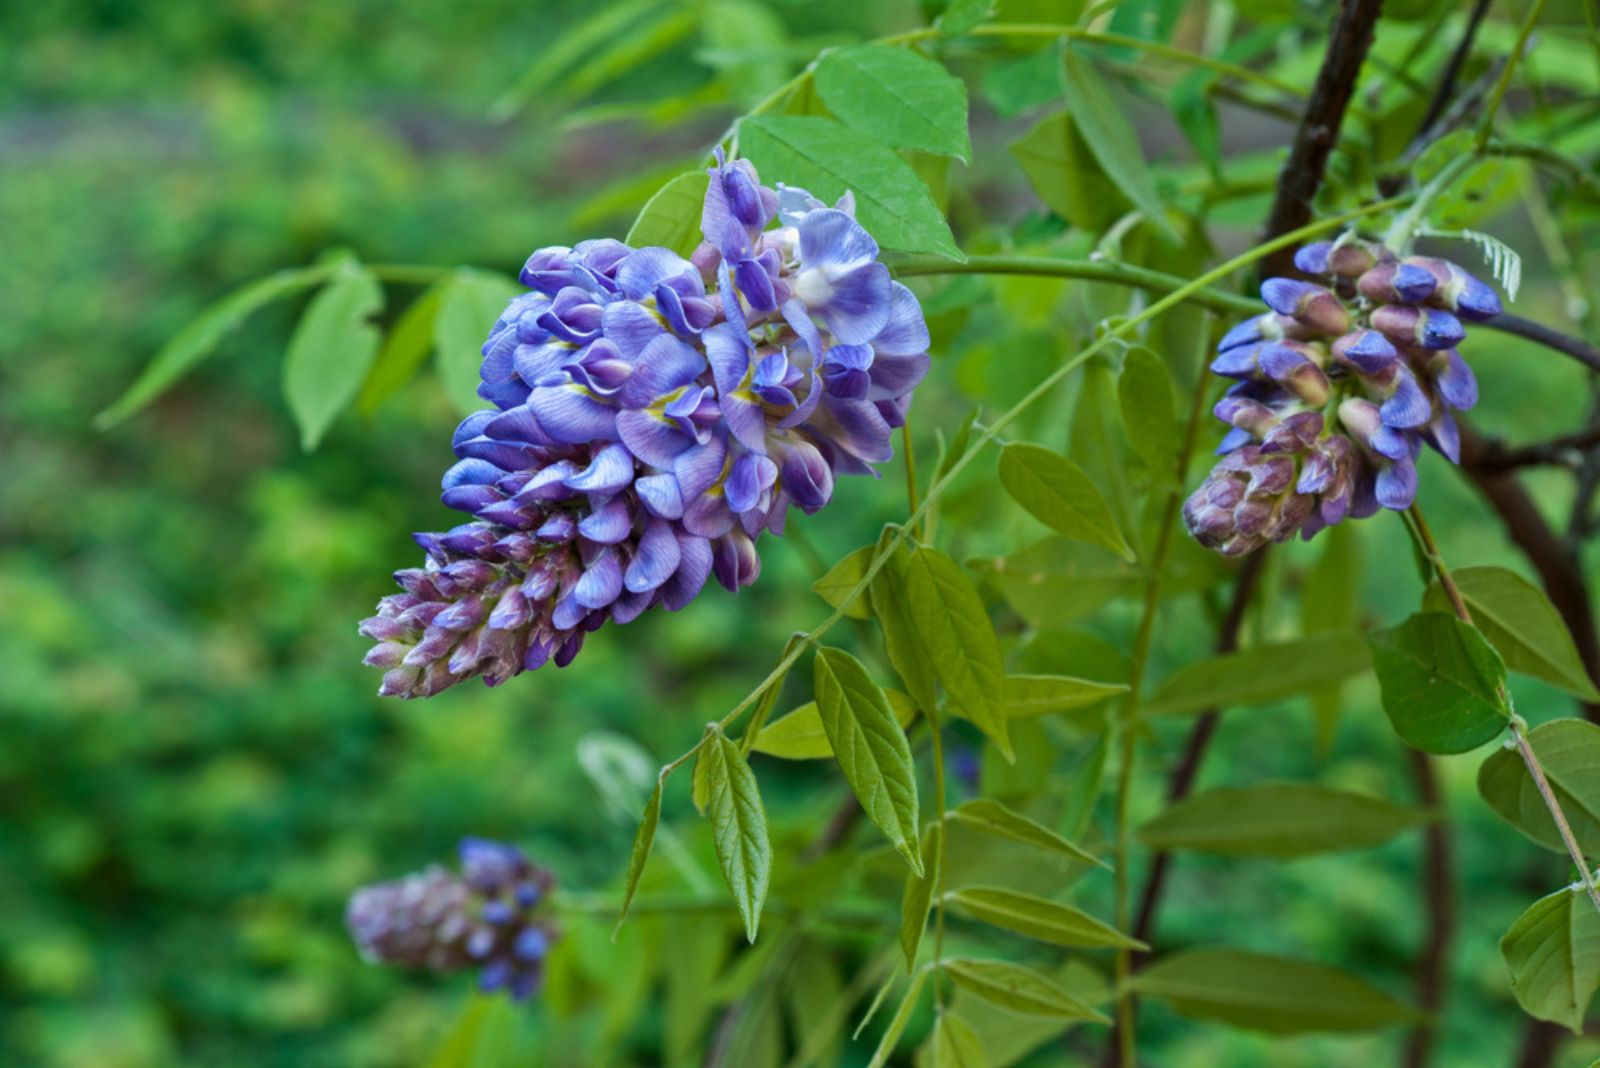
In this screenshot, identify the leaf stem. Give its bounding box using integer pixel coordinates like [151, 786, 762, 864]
[891, 255, 1260, 317]
[927, 702, 949, 1009]
[1403, 503, 1600, 913]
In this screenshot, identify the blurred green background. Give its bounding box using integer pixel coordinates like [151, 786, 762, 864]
[4, 1, 1597, 1065]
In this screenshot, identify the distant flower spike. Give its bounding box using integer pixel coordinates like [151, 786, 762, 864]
[361, 153, 930, 696]
[1185, 237, 1501, 555]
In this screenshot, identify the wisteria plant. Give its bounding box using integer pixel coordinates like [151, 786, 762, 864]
[101, 0, 1600, 1064]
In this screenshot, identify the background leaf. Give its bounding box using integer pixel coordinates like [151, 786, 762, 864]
[1010, 110, 1131, 231]
[1116, 346, 1180, 486]
[1002, 674, 1127, 720]
[999, 443, 1134, 561]
[947, 887, 1144, 949]
[1478, 719, 1600, 855]
[282, 262, 384, 451]
[1136, 783, 1431, 858]
[1144, 634, 1372, 717]
[700, 725, 772, 941]
[929, 1011, 987, 1067]
[950, 798, 1104, 867]
[944, 958, 1109, 1022]
[625, 171, 711, 257]
[434, 268, 521, 416]
[358, 281, 446, 415]
[1369, 612, 1510, 754]
[812, 543, 875, 620]
[814, 44, 971, 160]
[752, 688, 917, 760]
[900, 823, 942, 971]
[1500, 886, 1600, 1033]
[1058, 45, 1176, 239]
[905, 546, 1013, 759]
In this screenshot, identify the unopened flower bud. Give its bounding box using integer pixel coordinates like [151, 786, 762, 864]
[1370, 304, 1465, 350]
[1260, 278, 1350, 336]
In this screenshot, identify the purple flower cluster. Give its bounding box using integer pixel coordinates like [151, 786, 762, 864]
[1184, 239, 1501, 556]
[361, 154, 930, 697]
[346, 839, 557, 999]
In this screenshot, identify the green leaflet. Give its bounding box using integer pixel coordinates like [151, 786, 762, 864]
[358, 281, 446, 415]
[812, 543, 876, 620]
[815, 44, 971, 161]
[949, 798, 1105, 868]
[1116, 346, 1180, 486]
[625, 171, 711, 258]
[1001, 673, 1127, 720]
[1369, 612, 1510, 754]
[813, 647, 923, 874]
[699, 725, 772, 941]
[614, 775, 663, 935]
[1423, 566, 1600, 701]
[867, 967, 929, 1068]
[737, 115, 963, 259]
[1144, 633, 1372, 716]
[998, 443, 1134, 561]
[1501, 886, 1600, 1033]
[928, 1011, 987, 1067]
[282, 261, 384, 451]
[899, 823, 942, 972]
[1009, 109, 1131, 232]
[1136, 782, 1431, 858]
[869, 530, 941, 718]
[1478, 719, 1600, 855]
[1130, 948, 1421, 1034]
[947, 886, 1144, 949]
[1058, 44, 1177, 239]
[944, 958, 1109, 1022]
[905, 546, 1013, 759]
[752, 688, 918, 760]
[434, 268, 520, 416]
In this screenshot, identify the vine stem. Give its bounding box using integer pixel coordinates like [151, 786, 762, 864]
[892, 255, 1259, 317]
[1403, 504, 1600, 914]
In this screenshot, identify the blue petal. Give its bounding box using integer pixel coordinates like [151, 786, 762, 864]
[484, 405, 551, 446]
[871, 282, 930, 355]
[797, 208, 879, 271]
[1380, 368, 1432, 429]
[574, 548, 624, 609]
[564, 443, 635, 495]
[1375, 458, 1419, 510]
[662, 534, 712, 610]
[578, 495, 633, 544]
[625, 518, 682, 593]
[703, 321, 752, 398]
[619, 334, 705, 409]
[721, 391, 769, 454]
[812, 395, 894, 463]
[601, 300, 664, 361]
[617, 408, 694, 468]
[816, 261, 893, 345]
[674, 435, 728, 500]
[528, 384, 619, 444]
[617, 247, 696, 302]
[779, 439, 833, 511]
[442, 458, 504, 491]
[1435, 351, 1478, 410]
[725, 452, 777, 514]
[636, 474, 684, 519]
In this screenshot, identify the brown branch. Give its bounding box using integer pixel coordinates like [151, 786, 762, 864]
[1401, 750, 1456, 1068]
[1483, 314, 1600, 375]
[1467, 424, 1600, 471]
[1412, 0, 1493, 139]
[1260, 0, 1387, 277]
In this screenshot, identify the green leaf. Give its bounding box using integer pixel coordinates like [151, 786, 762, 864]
[1009, 110, 1130, 231]
[947, 887, 1145, 949]
[614, 775, 663, 935]
[1144, 634, 1372, 717]
[1501, 886, 1600, 1033]
[813, 647, 924, 874]
[939, 0, 996, 35]
[944, 958, 1110, 1022]
[900, 823, 942, 972]
[870, 531, 941, 718]
[1116, 347, 1180, 486]
[625, 171, 711, 258]
[905, 547, 1013, 759]
[1136, 783, 1431, 858]
[427, 995, 513, 1068]
[752, 689, 918, 760]
[1423, 566, 1600, 702]
[1369, 612, 1511, 754]
[96, 263, 335, 429]
[282, 263, 384, 451]
[949, 798, 1105, 868]
[813, 544, 875, 620]
[814, 44, 971, 161]
[1478, 719, 1600, 855]
[998, 443, 1134, 562]
[1058, 44, 1177, 239]
[1002, 674, 1127, 720]
[358, 281, 446, 415]
[867, 968, 929, 1068]
[1301, 524, 1362, 756]
[738, 115, 962, 258]
[490, 0, 667, 117]
[700, 725, 772, 941]
[434, 269, 520, 416]
[929, 1011, 988, 1067]
[1130, 949, 1420, 1034]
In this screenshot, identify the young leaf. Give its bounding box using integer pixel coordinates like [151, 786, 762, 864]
[490, 0, 667, 117]
[435, 269, 520, 415]
[1058, 44, 1177, 239]
[96, 263, 336, 429]
[900, 823, 942, 971]
[905, 546, 1013, 759]
[1423, 566, 1600, 702]
[700, 725, 772, 941]
[615, 775, 664, 934]
[867, 967, 929, 1068]
[998, 443, 1134, 562]
[947, 887, 1145, 949]
[1009, 110, 1130, 231]
[783, 943, 846, 1068]
[812, 543, 876, 620]
[1130, 949, 1420, 1034]
[869, 531, 940, 718]
[939, 0, 995, 35]
[813, 647, 924, 874]
[625, 171, 711, 258]
[1501, 885, 1600, 1033]
[752, 689, 918, 760]
[738, 115, 963, 259]
[814, 44, 971, 161]
[1144, 634, 1372, 717]
[740, 632, 811, 757]
[928, 1011, 987, 1067]
[950, 798, 1105, 868]
[1136, 783, 1431, 858]
[282, 262, 384, 451]
[358, 281, 446, 415]
[1478, 719, 1600, 855]
[944, 958, 1110, 1022]
[1116, 347, 1180, 486]
[1369, 612, 1510, 754]
[1002, 674, 1127, 720]
[1301, 523, 1361, 755]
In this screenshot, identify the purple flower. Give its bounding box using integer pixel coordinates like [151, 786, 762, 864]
[346, 839, 558, 1000]
[362, 154, 929, 696]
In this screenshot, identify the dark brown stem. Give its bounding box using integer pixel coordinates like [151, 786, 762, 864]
[1482, 313, 1600, 375]
[1260, 0, 1387, 277]
[1411, 0, 1494, 147]
[1515, 1021, 1566, 1068]
[1401, 750, 1456, 1068]
[1467, 424, 1600, 471]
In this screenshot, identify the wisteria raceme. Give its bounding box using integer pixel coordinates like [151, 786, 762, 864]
[361, 153, 931, 696]
[1183, 237, 1501, 556]
[346, 839, 558, 999]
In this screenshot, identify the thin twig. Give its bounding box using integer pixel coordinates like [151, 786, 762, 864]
[1482, 314, 1600, 374]
[1466, 424, 1600, 471]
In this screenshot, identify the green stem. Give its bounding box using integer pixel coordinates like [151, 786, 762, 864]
[928, 703, 949, 1009]
[1403, 504, 1600, 914]
[892, 255, 1260, 317]
[1382, 153, 1479, 252]
[1476, 0, 1548, 150]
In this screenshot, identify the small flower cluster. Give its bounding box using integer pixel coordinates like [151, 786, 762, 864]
[362, 154, 930, 696]
[346, 839, 558, 999]
[1184, 239, 1501, 555]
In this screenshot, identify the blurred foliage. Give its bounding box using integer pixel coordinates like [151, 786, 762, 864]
[6, 0, 1600, 1066]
